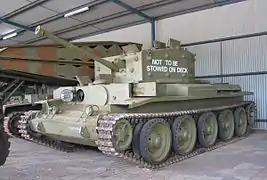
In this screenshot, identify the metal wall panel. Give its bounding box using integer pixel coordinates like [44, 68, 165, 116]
[187, 42, 221, 76]
[187, 35, 267, 130]
[73, 23, 152, 49]
[255, 120, 267, 130]
[222, 36, 267, 74]
[157, 0, 258, 44]
[223, 75, 267, 130]
[221, 36, 267, 130]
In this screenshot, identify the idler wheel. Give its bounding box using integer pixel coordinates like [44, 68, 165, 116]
[112, 119, 133, 152]
[197, 112, 218, 147]
[234, 107, 248, 137]
[172, 115, 197, 155]
[139, 118, 172, 165]
[218, 109, 235, 141]
[6, 113, 22, 137]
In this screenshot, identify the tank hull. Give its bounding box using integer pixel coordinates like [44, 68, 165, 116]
[3, 81, 257, 168]
[23, 95, 244, 146]
[10, 96, 256, 169]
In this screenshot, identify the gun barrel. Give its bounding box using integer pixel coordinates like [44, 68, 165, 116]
[34, 26, 119, 72]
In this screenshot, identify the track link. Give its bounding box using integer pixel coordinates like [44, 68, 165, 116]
[4, 111, 83, 153]
[96, 101, 256, 169]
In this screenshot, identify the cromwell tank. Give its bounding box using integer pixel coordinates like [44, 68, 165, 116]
[3, 26, 257, 169]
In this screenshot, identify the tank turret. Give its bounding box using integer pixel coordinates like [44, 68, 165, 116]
[3, 26, 257, 169]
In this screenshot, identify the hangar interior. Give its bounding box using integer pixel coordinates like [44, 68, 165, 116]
[1, 0, 267, 179]
[0, 0, 265, 129]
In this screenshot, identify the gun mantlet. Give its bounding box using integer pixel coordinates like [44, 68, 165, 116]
[34, 25, 119, 72]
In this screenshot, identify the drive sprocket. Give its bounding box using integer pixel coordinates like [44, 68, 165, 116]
[246, 102, 257, 130]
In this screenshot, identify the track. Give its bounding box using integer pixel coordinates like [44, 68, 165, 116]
[96, 101, 256, 169]
[3, 101, 256, 170]
[4, 112, 83, 153]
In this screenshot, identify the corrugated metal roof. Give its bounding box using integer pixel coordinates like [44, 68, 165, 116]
[0, 0, 246, 46]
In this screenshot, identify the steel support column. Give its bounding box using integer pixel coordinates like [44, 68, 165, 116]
[151, 17, 156, 47]
[110, 0, 156, 47]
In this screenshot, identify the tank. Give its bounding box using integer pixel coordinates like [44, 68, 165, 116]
[3, 26, 257, 169]
[0, 123, 10, 166]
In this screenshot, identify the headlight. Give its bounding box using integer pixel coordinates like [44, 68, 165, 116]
[60, 89, 74, 102]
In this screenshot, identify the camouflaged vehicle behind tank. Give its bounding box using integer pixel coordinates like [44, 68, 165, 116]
[0, 124, 10, 166]
[3, 26, 257, 169]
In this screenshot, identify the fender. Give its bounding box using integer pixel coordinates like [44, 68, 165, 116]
[3, 103, 42, 116]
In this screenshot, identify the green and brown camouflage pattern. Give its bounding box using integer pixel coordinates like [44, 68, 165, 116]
[0, 41, 142, 80]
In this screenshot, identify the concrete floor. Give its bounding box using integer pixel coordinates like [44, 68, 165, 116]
[1, 132, 267, 180]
